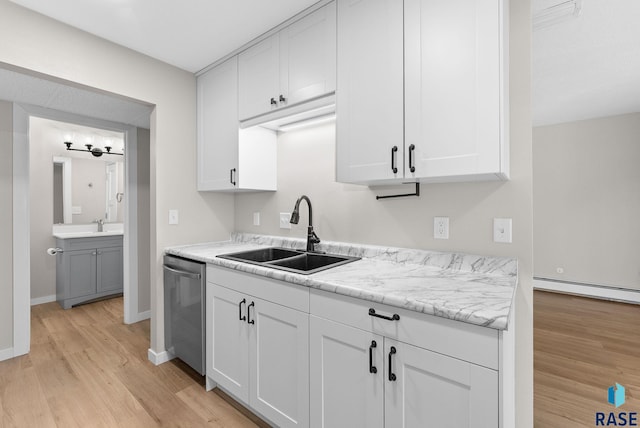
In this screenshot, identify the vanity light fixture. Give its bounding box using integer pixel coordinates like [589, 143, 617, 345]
[63, 140, 123, 157]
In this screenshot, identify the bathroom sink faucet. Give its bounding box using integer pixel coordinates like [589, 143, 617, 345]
[290, 195, 320, 252]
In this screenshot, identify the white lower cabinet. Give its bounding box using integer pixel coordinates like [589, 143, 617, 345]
[206, 267, 509, 428]
[207, 280, 309, 428]
[384, 339, 498, 428]
[310, 316, 384, 428]
[309, 290, 500, 428]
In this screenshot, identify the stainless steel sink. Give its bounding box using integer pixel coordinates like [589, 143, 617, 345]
[218, 247, 303, 263]
[217, 247, 360, 275]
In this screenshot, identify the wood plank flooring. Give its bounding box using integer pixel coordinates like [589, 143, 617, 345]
[0, 297, 268, 428]
[534, 290, 640, 427]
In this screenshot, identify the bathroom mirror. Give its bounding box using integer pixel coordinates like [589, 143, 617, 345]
[52, 156, 124, 225]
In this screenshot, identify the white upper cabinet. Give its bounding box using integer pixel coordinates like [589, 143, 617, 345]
[335, 0, 404, 184]
[197, 57, 239, 191]
[238, 2, 336, 121]
[197, 56, 277, 192]
[404, 0, 508, 181]
[336, 0, 508, 184]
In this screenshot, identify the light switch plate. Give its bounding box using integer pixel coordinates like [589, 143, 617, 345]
[169, 209, 179, 225]
[434, 217, 449, 239]
[279, 213, 291, 229]
[253, 212, 260, 226]
[493, 218, 512, 243]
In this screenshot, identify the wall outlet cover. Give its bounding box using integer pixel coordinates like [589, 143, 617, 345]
[169, 209, 179, 225]
[493, 218, 512, 243]
[279, 213, 292, 229]
[434, 217, 449, 239]
[253, 212, 260, 226]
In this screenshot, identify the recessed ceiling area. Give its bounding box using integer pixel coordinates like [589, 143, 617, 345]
[533, 0, 640, 126]
[8, 0, 321, 73]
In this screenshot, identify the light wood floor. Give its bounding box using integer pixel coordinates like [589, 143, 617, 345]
[535, 290, 640, 427]
[0, 297, 268, 428]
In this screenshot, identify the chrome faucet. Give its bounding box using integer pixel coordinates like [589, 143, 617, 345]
[290, 195, 320, 252]
[96, 218, 104, 232]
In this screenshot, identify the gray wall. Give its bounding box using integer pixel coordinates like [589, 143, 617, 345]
[533, 113, 640, 290]
[0, 100, 13, 351]
[237, 1, 533, 422]
[137, 127, 151, 313]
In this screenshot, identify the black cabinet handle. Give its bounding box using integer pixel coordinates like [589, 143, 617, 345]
[409, 144, 416, 173]
[388, 346, 397, 381]
[369, 308, 400, 321]
[238, 298, 246, 321]
[279, 94, 286, 103]
[247, 301, 255, 325]
[230, 168, 236, 186]
[369, 340, 378, 374]
[391, 146, 398, 174]
[270, 97, 277, 106]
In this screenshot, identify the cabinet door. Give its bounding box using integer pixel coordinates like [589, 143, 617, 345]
[404, 0, 506, 180]
[97, 246, 123, 293]
[280, 2, 336, 108]
[208, 284, 250, 403]
[238, 35, 280, 120]
[309, 316, 384, 428]
[197, 57, 239, 191]
[335, 0, 404, 184]
[384, 339, 498, 428]
[66, 249, 97, 299]
[249, 298, 309, 428]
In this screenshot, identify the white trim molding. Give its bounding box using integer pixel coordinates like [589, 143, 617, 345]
[129, 310, 151, 324]
[0, 347, 15, 362]
[13, 104, 30, 358]
[148, 348, 174, 365]
[534, 278, 640, 304]
[31, 294, 57, 306]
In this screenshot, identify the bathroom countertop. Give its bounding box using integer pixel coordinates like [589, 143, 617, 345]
[53, 231, 124, 239]
[166, 233, 518, 330]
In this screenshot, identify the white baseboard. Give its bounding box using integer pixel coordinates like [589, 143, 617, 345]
[31, 294, 56, 306]
[129, 310, 151, 324]
[534, 278, 640, 304]
[147, 348, 174, 365]
[0, 347, 14, 362]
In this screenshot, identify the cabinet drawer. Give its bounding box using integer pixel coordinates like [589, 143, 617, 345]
[310, 289, 498, 370]
[207, 265, 309, 313]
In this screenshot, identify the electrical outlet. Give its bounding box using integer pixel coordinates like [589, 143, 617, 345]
[493, 218, 512, 243]
[168, 209, 179, 225]
[434, 217, 449, 239]
[253, 212, 260, 226]
[279, 213, 292, 229]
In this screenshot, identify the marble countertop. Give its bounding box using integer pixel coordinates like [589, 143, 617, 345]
[166, 233, 518, 330]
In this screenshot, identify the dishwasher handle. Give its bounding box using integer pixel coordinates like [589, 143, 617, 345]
[163, 264, 202, 280]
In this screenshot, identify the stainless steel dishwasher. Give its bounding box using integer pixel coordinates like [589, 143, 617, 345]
[163, 254, 205, 375]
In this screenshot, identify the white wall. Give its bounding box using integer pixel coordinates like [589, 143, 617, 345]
[137, 127, 151, 313]
[533, 113, 640, 290]
[0, 100, 13, 351]
[0, 0, 234, 354]
[236, 1, 533, 424]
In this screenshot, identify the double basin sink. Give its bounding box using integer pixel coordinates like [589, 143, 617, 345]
[217, 247, 360, 275]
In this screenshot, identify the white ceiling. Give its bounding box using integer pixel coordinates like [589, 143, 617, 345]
[8, 0, 321, 73]
[533, 0, 640, 126]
